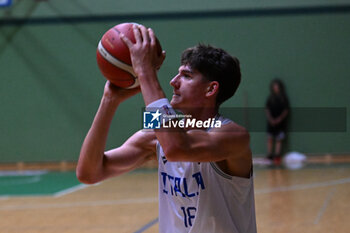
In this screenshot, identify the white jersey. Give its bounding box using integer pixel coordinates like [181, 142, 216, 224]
[157, 116, 257, 233]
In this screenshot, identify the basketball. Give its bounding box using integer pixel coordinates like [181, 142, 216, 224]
[96, 22, 162, 89]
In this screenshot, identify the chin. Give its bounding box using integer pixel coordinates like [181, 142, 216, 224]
[170, 99, 181, 110]
[170, 100, 178, 108]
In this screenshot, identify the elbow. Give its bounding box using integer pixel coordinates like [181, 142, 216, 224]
[76, 168, 100, 185]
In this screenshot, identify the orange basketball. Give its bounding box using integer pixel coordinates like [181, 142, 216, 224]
[96, 22, 162, 88]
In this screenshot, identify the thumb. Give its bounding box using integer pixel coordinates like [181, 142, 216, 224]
[161, 50, 166, 60]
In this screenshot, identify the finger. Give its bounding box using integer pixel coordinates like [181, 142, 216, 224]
[139, 25, 150, 44]
[148, 28, 157, 48]
[106, 81, 114, 89]
[129, 86, 141, 93]
[124, 86, 141, 96]
[107, 81, 122, 91]
[159, 50, 166, 66]
[133, 24, 142, 43]
[119, 32, 133, 48]
[156, 51, 166, 70]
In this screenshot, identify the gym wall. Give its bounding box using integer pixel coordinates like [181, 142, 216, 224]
[0, 0, 349, 162]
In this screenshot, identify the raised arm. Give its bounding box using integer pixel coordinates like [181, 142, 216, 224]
[157, 123, 249, 161]
[76, 82, 156, 184]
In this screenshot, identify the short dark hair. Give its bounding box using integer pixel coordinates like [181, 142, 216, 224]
[269, 78, 286, 96]
[181, 44, 241, 106]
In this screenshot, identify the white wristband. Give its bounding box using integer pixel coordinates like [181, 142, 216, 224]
[146, 98, 176, 123]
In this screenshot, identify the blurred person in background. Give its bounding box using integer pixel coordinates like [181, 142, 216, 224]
[265, 79, 289, 165]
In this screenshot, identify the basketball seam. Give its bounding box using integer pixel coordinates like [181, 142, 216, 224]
[97, 40, 139, 89]
[97, 41, 136, 77]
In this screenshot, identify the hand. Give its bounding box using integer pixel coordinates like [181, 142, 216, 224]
[103, 81, 140, 104]
[120, 24, 166, 77]
[269, 117, 277, 126]
[274, 117, 282, 125]
[270, 117, 283, 126]
[271, 120, 277, 126]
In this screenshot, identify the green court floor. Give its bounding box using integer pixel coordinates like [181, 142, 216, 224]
[1, 163, 348, 198]
[0, 170, 81, 197]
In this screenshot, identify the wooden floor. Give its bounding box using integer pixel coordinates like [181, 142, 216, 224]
[1, 159, 350, 233]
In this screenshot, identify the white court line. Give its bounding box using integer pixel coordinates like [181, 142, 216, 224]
[53, 184, 89, 198]
[313, 187, 337, 224]
[255, 176, 350, 194]
[3, 177, 349, 211]
[0, 176, 41, 185]
[53, 181, 103, 198]
[0, 197, 158, 211]
[0, 182, 100, 199]
[0, 170, 48, 176]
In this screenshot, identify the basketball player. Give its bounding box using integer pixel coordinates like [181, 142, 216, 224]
[77, 24, 257, 233]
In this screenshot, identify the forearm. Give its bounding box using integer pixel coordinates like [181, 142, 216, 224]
[138, 68, 166, 105]
[156, 124, 248, 163]
[76, 97, 120, 183]
[141, 89, 189, 158]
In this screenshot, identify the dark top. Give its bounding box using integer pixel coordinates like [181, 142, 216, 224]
[266, 94, 289, 134]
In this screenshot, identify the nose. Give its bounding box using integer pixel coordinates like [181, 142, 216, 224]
[170, 74, 180, 88]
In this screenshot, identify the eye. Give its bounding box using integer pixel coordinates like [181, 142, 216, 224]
[183, 73, 192, 79]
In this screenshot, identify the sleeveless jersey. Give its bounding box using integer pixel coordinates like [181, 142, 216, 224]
[157, 116, 257, 233]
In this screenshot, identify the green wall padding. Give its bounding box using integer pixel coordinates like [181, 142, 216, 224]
[1, 1, 349, 162]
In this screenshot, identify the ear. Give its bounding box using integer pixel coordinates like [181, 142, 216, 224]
[205, 81, 219, 98]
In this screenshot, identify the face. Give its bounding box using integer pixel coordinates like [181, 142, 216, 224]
[170, 65, 210, 111]
[272, 83, 280, 95]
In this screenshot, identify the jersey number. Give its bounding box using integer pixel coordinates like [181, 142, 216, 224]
[181, 206, 197, 228]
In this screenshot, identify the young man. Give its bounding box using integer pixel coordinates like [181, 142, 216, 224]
[77, 25, 257, 233]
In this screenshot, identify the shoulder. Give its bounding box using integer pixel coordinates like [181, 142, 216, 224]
[283, 95, 290, 107]
[211, 121, 252, 177]
[212, 119, 250, 140]
[209, 120, 250, 154]
[214, 120, 250, 152]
